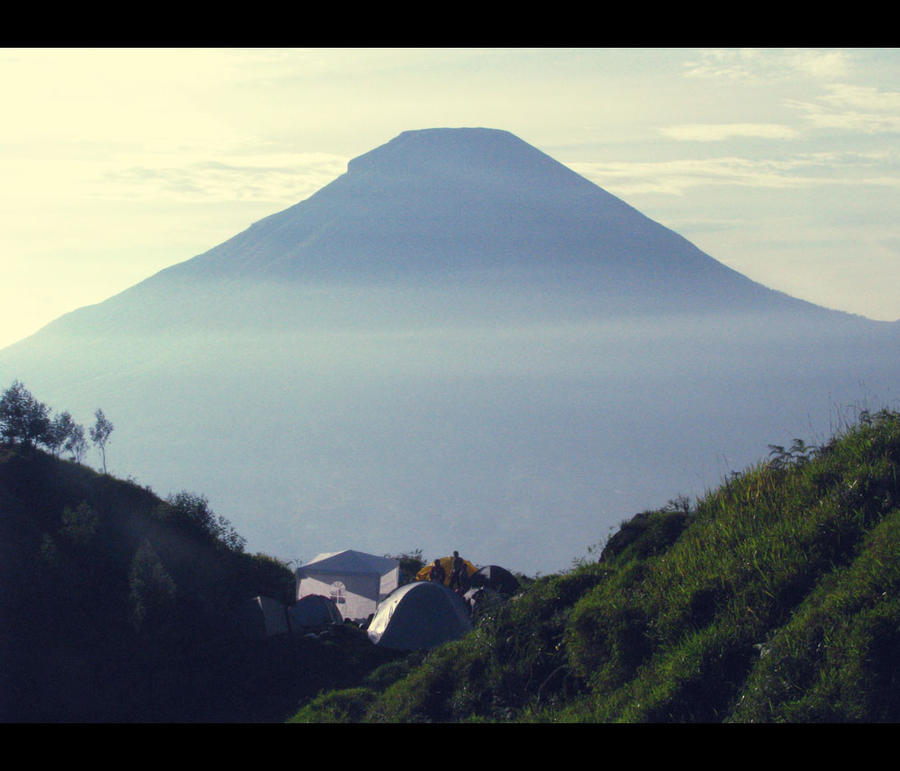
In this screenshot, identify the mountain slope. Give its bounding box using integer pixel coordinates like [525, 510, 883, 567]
[173, 127, 774, 295]
[291, 410, 900, 723]
[0, 443, 305, 721]
[0, 127, 897, 575]
[11, 127, 853, 340]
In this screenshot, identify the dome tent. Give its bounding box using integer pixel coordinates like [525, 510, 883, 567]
[469, 564, 520, 596]
[287, 594, 343, 631]
[463, 585, 505, 618]
[296, 550, 400, 622]
[236, 595, 290, 639]
[367, 581, 473, 650]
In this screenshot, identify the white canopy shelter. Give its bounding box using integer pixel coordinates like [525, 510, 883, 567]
[295, 550, 400, 622]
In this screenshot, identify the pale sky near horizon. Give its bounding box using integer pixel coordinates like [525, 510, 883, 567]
[2, 47, 900, 350]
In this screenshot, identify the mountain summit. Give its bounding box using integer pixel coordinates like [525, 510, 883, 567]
[1, 128, 896, 575]
[111, 127, 822, 321]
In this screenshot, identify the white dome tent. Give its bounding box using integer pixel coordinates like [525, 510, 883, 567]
[367, 581, 473, 650]
[295, 550, 400, 622]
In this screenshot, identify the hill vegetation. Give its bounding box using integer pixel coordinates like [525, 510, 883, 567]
[3, 377, 899, 722]
[290, 408, 900, 723]
[0, 383, 406, 722]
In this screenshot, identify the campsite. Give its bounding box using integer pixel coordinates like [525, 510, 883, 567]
[1, 380, 539, 722]
[253, 549, 523, 652]
[4, 409, 900, 723]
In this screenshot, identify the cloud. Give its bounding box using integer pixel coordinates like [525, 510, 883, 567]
[679, 51, 900, 137]
[659, 123, 799, 142]
[789, 83, 900, 134]
[97, 152, 350, 204]
[683, 48, 852, 83]
[569, 157, 804, 196]
[786, 50, 853, 80]
[568, 152, 900, 197]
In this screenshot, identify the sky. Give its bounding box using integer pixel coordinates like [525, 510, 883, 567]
[2, 47, 900, 350]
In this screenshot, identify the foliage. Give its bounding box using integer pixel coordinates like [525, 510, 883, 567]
[0, 380, 51, 448]
[238, 552, 296, 606]
[288, 687, 379, 723]
[386, 548, 426, 585]
[0, 380, 90, 462]
[128, 539, 178, 636]
[292, 409, 900, 723]
[0, 444, 302, 721]
[157, 490, 246, 554]
[60, 501, 100, 547]
[729, 506, 900, 722]
[90, 408, 114, 473]
[5, 385, 900, 723]
[598, 498, 692, 564]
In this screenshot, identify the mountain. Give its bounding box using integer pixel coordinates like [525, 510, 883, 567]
[1, 127, 898, 575]
[11, 128, 849, 332]
[133, 127, 792, 304]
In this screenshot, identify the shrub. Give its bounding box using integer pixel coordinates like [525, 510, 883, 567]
[288, 687, 378, 723]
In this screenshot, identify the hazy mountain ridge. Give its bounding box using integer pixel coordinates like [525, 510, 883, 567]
[19, 127, 860, 327]
[1, 127, 898, 575]
[4, 127, 879, 355]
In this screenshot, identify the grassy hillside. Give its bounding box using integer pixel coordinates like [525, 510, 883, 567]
[0, 446, 399, 722]
[290, 409, 900, 722]
[5, 403, 898, 722]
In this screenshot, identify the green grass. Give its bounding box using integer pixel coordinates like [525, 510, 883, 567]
[8, 406, 898, 722]
[291, 409, 900, 723]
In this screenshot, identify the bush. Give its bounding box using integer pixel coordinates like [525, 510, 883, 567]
[288, 687, 378, 723]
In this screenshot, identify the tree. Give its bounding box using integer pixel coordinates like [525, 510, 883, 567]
[128, 540, 177, 637]
[161, 491, 246, 553]
[387, 549, 426, 585]
[0, 380, 51, 448]
[60, 501, 99, 547]
[46, 411, 82, 458]
[65, 422, 87, 463]
[90, 408, 114, 473]
[43, 413, 67, 456]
